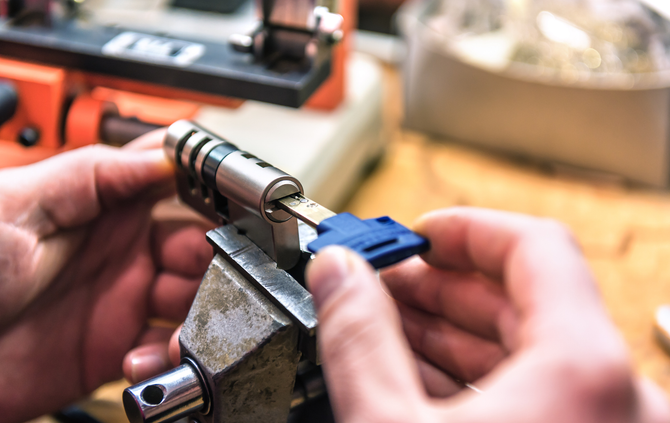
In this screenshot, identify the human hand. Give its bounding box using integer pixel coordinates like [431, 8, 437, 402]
[306, 207, 670, 423]
[0, 131, 212, 423]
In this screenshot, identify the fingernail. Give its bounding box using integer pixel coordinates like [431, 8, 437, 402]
[411, 214, 430, 235]
[307, 247, 354, 310]
[129, 352, 168, 383]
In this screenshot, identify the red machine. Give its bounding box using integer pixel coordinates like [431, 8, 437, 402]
[0, 0, 354, 167]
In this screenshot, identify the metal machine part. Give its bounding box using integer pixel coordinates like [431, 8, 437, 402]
[0, 25, 331, 108]
[123, 360, 207, 423]
[229, 0, 343, 62]
[0, 81, 17, 126]
[124, 248, 315, 423]
[0, 0, 339, 108]
[99, 115, 162, 147]
[125, 356, 326, 423]
[177, 238, 304, 423]
[276, 193, 336, 227]
[124, 120, 328, 423]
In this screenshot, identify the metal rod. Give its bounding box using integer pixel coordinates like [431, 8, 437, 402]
[123, 363, 205, 423]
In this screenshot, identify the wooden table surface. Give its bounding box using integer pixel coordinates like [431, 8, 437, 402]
[27, 62, 670, 423]
[344, 65, 670, 396]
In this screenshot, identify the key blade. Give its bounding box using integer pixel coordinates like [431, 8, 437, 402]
[275, 193, 336, 227]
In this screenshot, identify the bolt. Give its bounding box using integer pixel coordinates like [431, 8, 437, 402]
[316, 10, 344, 44]
[229, 34, 254, 53]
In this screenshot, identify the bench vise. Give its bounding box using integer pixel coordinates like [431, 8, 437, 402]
[122, 120, 328, 423]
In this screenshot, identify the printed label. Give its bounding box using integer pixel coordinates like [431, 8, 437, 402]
[102, 32, 205, 67]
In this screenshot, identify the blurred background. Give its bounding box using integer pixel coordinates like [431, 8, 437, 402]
[3, 0, 670, 421]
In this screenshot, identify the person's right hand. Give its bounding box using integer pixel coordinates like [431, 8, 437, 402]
[306, 207, 670, 423]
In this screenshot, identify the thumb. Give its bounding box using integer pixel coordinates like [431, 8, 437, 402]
[307, 247, 426, 422]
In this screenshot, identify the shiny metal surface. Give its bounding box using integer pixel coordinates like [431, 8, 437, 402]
[194, 140, 225, 180]
[227, 202, 302, 270]
[163, 120, 197, 164]
[207, 225, 318, 335]
[180, 132, 212, 174]
[275, 193, 336, 227]
[266, 181, 304, 222]
[216, 150, 303, 223]
[123, 363, 205, 423]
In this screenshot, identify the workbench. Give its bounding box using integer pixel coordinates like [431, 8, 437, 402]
[346, 65, 670, 397]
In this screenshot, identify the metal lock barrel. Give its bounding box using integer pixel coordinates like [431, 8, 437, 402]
[163, 120, 304, 270]
[163, 120, 303, 224]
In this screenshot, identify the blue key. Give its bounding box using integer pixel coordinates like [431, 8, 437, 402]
[306, 213, 429, 269]
[276, 194, 430, 269]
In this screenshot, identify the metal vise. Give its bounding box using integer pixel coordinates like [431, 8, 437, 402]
[123, 120, 329, 423]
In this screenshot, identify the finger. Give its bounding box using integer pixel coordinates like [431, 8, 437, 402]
[123, 323, 178, 383]
[152, 220, 212, 277]
[382, 256, 508, 342]
[0, 145, 174, 235]
[413, 208, 605, 345]
[123, 343, 171, 384]
[122, 127, 168, 151]
[398, 303, 507, 382]
[95, 148, 174, 209]
[414, 353, 463, 398]
[136, 325, 175, 345]
[414, 207, 563, 277]
[169, 326, 182, 367]
[306, 247, 427, 422]
[149, 273, 201, 321]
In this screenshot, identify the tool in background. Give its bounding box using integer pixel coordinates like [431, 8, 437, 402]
[0, 0, 346, 167]
[0, 0, 341, 106]
[122, 120, 428, 423]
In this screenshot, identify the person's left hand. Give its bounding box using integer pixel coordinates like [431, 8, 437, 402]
[0, 131, 212, 423]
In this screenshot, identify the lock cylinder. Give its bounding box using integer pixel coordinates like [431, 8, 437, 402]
[164, 120, 303, 223]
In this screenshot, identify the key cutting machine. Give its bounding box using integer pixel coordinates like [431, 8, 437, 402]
[0, 0, 346, 166]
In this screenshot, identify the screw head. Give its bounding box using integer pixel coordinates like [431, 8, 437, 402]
[229, 34, 254, 53]
[17, 127, 40, 147]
